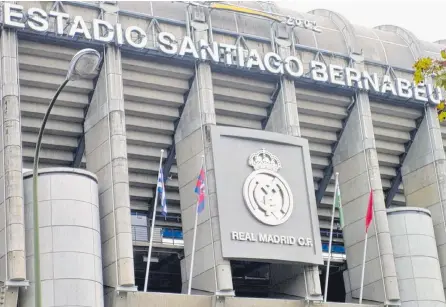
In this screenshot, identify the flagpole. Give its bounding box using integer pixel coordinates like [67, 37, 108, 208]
[323, 172, 339, 302]
[188, 155, 205, 295]
[359, 233, 368, 304]
[143, 149, 164, 292]
[359, 190, 373, 304]
[188, 201, 199, 295]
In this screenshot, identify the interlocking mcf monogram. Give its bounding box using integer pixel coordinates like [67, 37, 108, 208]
[243, 149, 293, 226]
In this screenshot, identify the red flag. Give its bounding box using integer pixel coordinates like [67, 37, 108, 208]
[365, 190, 374, 232]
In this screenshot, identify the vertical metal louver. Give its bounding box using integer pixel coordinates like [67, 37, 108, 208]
[122, 56, 194, 214]
[18, 40, 93, 169]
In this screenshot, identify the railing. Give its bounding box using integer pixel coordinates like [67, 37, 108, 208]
[320, 228, 344, 239]
[321, 242, 345, 254]
[132, 225, 346, 259]
[132, 225, 184, 247]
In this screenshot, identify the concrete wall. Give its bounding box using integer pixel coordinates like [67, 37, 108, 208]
[401, 107, 446, 296]
[21, 168, 104, 307]
[83, 2, 136, 297]
[334, 89, 400, 305]
[387, 207, 446, 307]
[264, 22, 322, 301]
[176, 55, 233, 297]
[0, 26, 26, 283]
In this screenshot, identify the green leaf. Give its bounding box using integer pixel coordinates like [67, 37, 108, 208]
[439, 111, 446, 122]
[441, 50, 446, 59]
[434, 73, 446, 90]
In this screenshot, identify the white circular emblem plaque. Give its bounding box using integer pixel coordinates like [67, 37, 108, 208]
[242, 149, 294, 226]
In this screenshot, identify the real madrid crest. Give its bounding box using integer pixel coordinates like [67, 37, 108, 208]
[243, 149, 294, 226]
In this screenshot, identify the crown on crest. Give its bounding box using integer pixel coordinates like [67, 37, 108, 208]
[248, 148, 281, 172]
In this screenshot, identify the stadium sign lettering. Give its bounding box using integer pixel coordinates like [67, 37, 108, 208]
[231, 231, 314, 247]
[3, 3, 442, 105]
[158, 32, 442, 105]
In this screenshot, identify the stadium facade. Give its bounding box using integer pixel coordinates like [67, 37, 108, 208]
[0, 1, 445, 307]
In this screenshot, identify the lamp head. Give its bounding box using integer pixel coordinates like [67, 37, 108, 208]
[66, 48, 102, 81]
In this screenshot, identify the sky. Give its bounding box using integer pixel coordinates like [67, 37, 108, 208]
[275, 0, 445, 43]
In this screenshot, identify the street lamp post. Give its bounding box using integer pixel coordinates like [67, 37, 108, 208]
[32, 48, 102, 307]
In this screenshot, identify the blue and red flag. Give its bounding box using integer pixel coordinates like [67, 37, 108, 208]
[194, 165, 206, 214]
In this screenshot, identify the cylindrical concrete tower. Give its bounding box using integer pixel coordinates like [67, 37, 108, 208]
[21, 168, 104, 307]
[387, 207, 446, 307]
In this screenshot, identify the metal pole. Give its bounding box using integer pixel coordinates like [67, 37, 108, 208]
[33, 78, 69, 307]
[187, 202, 199, 295]
[188, 155, 205, 295]
[143, 149, 164, 292]
[358, 233, 369, 304]
[323, 172, 339, 302]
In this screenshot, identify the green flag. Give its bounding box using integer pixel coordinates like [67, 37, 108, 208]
[334, 182, 344, 229]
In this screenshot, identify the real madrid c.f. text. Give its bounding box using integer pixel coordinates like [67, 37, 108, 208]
[230, 231, 314, 247]
[229, 149, 313, 247]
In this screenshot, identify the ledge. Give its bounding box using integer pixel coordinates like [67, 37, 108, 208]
[123, 292, 380, 307]
[23, 167, 98, 183]
[387, 207, 431, 217]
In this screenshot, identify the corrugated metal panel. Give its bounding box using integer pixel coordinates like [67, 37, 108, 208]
[122, 56, 194, 217]
[297, 88, 350, 239]
[370, 101, 423, 206]
[213, 72, 274, 129]
[18, 40, 93, 168]
[131, 225, 163, 242]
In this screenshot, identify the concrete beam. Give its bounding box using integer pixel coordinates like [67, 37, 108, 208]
[385, 113, 424, 207]
[334, 92, 400, 305]
[146, 75, 194, 222]
[400, 106, 446, 296]
[0, 284, 19, 307]
[176, 7, 233, 295]
[261, 83, 281, 130]
[72, 59, 104, 168]
[120, 291, 380, 307]
[309, 11, 400, 305]
[162, 76, 194, 184]
[263, 22, 321, 302]
[83, 2, 136, 297]
[315, 99, 355, 205]
[0, 26, 26, 283]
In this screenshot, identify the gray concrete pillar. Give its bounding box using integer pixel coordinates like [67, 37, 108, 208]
[401, 105, 446, 295]
[0, 286, 19, 307]
[0, 27, 26, 284]
[177, 63, 233, 294]
[333, 88, 400, 304]
[176, 7, 233, 295]
[387, 207, 446, 307]
[22, 168, 104, 307]
[264, 24, 321, 301]
[83, 2, 135, 296]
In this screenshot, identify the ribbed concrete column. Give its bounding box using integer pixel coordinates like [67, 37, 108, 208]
[387, 207, 446, 306]
[84, 2, 135, 299]
[334, 61, 399, 305]
[401, 106, 446, 296]
[0, 27, 26, 283]
[264, 24, 322, 301]
[177, 7, 233, 295]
